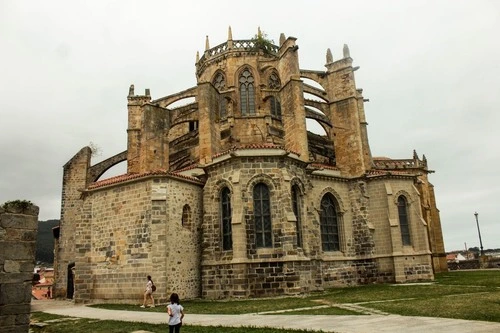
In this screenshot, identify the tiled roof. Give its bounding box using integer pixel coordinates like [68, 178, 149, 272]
[88, 170, 203, 190]
[174, 162, 201, 172]
[309, 163, 339, 170]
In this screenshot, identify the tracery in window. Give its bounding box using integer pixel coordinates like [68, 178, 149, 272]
[398, 196, 411, 246]
[221, 187, 232, 251]
[239, 68, 255, 115]
[320, 194, 340, 251]
[213, 72, 226, 91]
[213, 72, 228, 119]
[268, 72, 281, 90]
[253, 183, 272, 247]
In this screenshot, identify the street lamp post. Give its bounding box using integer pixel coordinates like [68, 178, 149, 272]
[474, 212, 484, 256]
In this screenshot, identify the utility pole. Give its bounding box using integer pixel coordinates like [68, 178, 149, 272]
[474, 212, 484, 256]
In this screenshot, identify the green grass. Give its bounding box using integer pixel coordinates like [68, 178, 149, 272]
[436, 270, 500, 287]
[92, 297, 326, 315]
[283, 306, 365, 316]
[367, 291, 500, 322]
[86, 270, 500, 322]
[30, 312, 325, 333]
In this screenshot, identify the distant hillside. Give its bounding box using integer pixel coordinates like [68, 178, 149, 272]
[36, 219, 59, 264]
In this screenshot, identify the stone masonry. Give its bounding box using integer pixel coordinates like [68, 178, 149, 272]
[54, 28, 446, 303]
[0, 201, 39, 333]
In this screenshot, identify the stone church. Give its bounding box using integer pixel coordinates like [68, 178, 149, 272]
[53, 28, 447, 303]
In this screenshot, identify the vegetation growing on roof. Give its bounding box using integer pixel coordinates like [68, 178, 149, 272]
[251, 31, 275, 54]
[2, 199, 34, 213]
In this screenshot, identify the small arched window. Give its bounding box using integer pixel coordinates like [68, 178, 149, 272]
[239, 68, 255, 116]
[221, 187, 232, 251]
[397, 196, 411, 245]
[253, 183, 272, 248]
[182, 204, 191, 227]
[320, 194, 340, 251]
[291, 185, 302, 248]
[189, 121, 198, 132]
[269, 96, 282, 120]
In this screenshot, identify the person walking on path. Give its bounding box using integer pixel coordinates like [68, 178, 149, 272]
[140, 275, 155, 308]
[167, 293, 184, 333]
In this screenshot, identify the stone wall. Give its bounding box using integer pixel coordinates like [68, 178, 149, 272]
[0, 201, 39, 333]
[72, 176, 202, 304]
[200, 154, 434, 299]
[54, 147, 91, 299]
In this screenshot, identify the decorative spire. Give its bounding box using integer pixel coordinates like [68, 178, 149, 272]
[279, 33, 285, 46]
[413, 149, 419, 160]
[205, 35, 210, 51]
[228, 26, 233, 41]
[257, 26, 262, 38]
[343, 44, 350, 58]
[196, 51, 200, 63]
[326, 48, 333, 63]
[422, 154, 427, 163]
[128, 84, 134, 97]
[145, 88, 150, 96]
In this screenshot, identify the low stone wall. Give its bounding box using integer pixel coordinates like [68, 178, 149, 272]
[485, 257, 500, 269]
[447, 260, 480, 270]
[0, 201, 39, 333]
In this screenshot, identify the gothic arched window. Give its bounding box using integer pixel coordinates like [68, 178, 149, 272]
[221, 187, 232, 251]
[213, 72, 227, 119]
[292, 185, 302, 248]
[239, 68, 255, 116]
[253, 183, 272, 247]
[398, 196, 411, 245]
[213, 72, 226, 91]
[269, 96, 282, 120]
[320, 194, 340, 251]
[268, 72, 281, 90]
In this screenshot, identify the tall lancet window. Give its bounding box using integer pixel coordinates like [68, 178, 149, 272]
[239, 68, 255, 115]
[221, 187, 232, 251]
[398, 196, 411, 246]
[292, 185, 302, 247]
[254, 183, 272, 247]
[320, 194, 340, 251]
[269, 96, 282, 120]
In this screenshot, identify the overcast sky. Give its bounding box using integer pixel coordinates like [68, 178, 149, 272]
[1, 1, 499, 252]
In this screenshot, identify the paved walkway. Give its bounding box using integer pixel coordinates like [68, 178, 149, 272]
[31, 299, 500, 333]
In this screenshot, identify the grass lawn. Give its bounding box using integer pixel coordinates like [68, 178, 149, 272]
[87, 270, 500, 322]
[92, 297, 360, 316]
[361, 270, 500, 322]
[30, 312, 325, 333]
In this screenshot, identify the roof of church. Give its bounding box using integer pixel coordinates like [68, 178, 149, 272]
[88, 170, 203, 190]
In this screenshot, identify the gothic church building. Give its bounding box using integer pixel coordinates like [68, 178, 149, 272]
[54, 29, 447, 303]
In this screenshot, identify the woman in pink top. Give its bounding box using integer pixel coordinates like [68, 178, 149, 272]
[140, 275, 155, 308]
